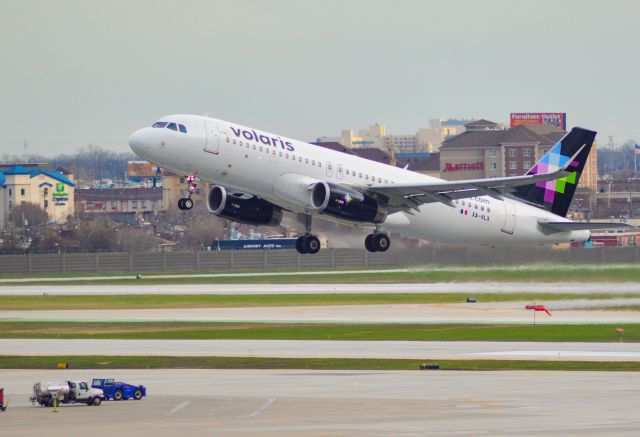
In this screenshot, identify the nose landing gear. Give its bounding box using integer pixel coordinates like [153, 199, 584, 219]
[365, 232, 390, 252]
[178, 175, 197, 211]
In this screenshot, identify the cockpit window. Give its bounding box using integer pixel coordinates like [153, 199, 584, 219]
[179, 124, 187, 133]
[152, 121, 168, 128]
[167, 122, 178, 131]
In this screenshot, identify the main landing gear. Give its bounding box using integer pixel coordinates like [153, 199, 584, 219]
[295, 214, 321, 255]
[296, 234, 321, 255]
[365, 232, 390, 253]
[178, 175, 196, 211]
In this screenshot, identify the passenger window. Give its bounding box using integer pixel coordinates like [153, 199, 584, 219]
[299, 157, 302, 162]
[240, 141, 243, 146]
[226, 137, 229, 143]
[311, 160, 315, 166]
[179, 124, 187, 133]
[318, 162, 322, 168]
[259, 146, 263, 151]
[378, 177, 382, 183]
[233, 139, 236, 144]
[253, 144, 256, 150]
[167, 122, 178, 131]
[305, 158, 309, 164]
[272, 150, 276, 155]
[279, 151, 283, 157]
[286, 153, 289, 159]
[487, 207, 491, 213]
[365, 175, 369, 180]
[359, 172, 362, 178]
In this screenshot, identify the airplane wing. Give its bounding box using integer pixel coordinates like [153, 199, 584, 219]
[537, 221, 635, 233]
[364, 145, 585, 213]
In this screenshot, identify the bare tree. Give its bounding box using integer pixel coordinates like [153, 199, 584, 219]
[9, 203, 49, 229]
[76, 217, 118, 251]
[117, 226, 161, 252]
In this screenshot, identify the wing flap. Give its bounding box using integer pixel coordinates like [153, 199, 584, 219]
[538, 221, 635, 233]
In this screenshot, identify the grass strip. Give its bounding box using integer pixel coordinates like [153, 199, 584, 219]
[0, 292, 635, 310]
[0, 355, 638, 371]
[1, 322, 637, 342]
[2, 264, 640, 283]
[5, 265, 640, 285]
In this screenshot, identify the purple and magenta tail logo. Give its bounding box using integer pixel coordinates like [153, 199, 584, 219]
[529, 142, 580, 203]
[230, 126, 294, 152]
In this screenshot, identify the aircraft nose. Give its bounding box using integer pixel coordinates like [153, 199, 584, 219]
[128, 128, 150, 155]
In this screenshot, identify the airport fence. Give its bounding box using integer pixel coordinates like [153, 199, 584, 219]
[0, 246, 639, 275]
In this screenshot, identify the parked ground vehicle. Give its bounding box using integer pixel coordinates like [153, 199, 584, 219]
[30, 381, 104, 407]
[91, 378, 146, 401]
[0, 387, 7, 411]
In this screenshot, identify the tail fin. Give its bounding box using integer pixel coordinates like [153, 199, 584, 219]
[514, 127, 596, 217]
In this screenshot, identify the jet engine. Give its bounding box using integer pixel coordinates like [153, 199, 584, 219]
[272, 173, 330, 212]
[273, 174, 387, 223]
[207, 185, 282, 226]
[322, 183, 388, 223]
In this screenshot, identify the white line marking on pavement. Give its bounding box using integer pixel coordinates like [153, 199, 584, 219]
[474, 350, 640, 358]
[240, 397, 276, 418]
[167, 400, 191, 415]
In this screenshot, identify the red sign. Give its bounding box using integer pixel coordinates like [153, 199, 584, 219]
[510, 113, 566, 129]
[444, 162, 484, 172]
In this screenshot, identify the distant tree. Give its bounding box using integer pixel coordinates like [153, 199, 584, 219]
[183, 214, 227, 250]
[117, 226, 161, 252]
[9, 202, 49, 229]
[76, 217, 118, 251]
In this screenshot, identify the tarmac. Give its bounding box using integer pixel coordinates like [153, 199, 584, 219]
[1, 369, 639, 436]
[2, 301, 639, 324]
[1, 281, 639, 295]
[3, 338, 640, 361]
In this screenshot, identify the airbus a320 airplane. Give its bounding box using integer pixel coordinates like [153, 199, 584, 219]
[129, 115, 626, 254]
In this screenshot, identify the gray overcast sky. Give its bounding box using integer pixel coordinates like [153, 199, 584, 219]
[0, 0, 638, 155]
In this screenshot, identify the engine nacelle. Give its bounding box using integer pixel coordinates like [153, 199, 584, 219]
[323, 183, 388, 223]
[207, 185, 282, 226]
[273, 173, 330, 212]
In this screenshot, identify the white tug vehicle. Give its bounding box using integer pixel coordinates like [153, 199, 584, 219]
[31, 381, 104, 407]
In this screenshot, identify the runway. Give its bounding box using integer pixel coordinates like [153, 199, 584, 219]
[3, 338, 640, 361]
[1, 281, 639, 295]
[1, 369, 639, 436]
[2, 301, 639, 324]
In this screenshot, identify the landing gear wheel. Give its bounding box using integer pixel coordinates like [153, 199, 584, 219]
[296, 235, 320, 254]
[296, 236, 307, 254]
[365, 234, 376, 252]
[365, 233, 390, 252]
[373, 233, 390, 252]
[304, 235, 321, 254]
[178, 198, 193, 211]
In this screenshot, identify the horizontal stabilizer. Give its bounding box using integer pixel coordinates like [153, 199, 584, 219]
[538, 221, 635, 233]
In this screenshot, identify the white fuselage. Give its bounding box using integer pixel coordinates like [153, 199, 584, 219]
[129, 114, 590, 246]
